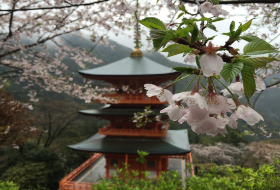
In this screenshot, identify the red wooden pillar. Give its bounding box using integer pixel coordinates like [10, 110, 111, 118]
[105, 155, 109, 178]
[125, 154, 128, 172]
[157, 156, 162, 178]
[185, 152, 194, 177]
[189, 152, 194, 176]
[185, 154, 188, 178]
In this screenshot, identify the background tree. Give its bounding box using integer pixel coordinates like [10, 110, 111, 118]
[0, 0, 159, 103]
[0, 90, 35, 147]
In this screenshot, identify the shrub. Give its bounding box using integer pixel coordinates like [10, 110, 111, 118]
[92, 159, 280, 190]
[0, 181, 19, 190]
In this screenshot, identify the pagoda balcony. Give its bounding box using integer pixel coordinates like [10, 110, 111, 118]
[99, 122, 169, 137]
[102, 93, 165, 105]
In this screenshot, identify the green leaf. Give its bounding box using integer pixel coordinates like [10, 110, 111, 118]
[222, 32, 232, 37]
[241, 65, 256, 103]
[242, 19, 253, 32]
[220, 62, 244, 84]
[175, 27, 191, 38]
[206, 23, 217, 32]
[240, 57, 277, 69]
[198, 17, 211, 22]
[179, 18, 197, 27]
[139, 17, 166, 30]
[232, 23, 243, 38]
[212, 0, 220, 4]
[243, 40, 278, 55]
[178, 5, 186, 13]
[190, 24, 199, 44]
[177, 12, 184, 19]
[230, 21, 235, 32]
[151, 29, 175, 51]
[153, 38, 164, 51]
[172, 67, 195, 74]
[208, 35, 217, 41]
[240, 35, 263, 42]
[195, 55, 201, 69]
[150, 29, 167, 39]
[162, 44, 191, 57]
[212, 17, 226, 22]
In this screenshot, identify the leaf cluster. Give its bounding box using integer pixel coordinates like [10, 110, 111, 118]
[92, 159, 280, 190]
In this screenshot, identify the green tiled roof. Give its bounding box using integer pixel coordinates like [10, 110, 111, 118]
[79, 57, 177, 76]
[68, 129, 190, 155]
[79, 105, 164, 117]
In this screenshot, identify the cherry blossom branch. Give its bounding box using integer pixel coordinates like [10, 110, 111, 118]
[215, 78, 237, 100]
[0, 0, 109, 12]
[185, 75, 197, 91]
[194, 0, 207, 44]
[253, 80, 280, 108]
[182, 0, 279, 4]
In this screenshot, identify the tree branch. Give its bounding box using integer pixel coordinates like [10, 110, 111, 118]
[0, 0, 109, 12]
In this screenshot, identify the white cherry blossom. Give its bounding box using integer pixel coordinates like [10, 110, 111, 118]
[178, 105, 209, 125]
[184, 54, 196, 64]
[173, 91, 208, 109]
[210, 5, 229, 17]
[191, 117, 227, 137]
[160, 91, 185, 121]
[217, 114, 237, 129]
[144, 84, 173, 102]
[200, 54, 223, 77]
[255, 76, 266, 91]
[221, 82, 244, 98]
[227, 98, 236, 109]
[198, 2, 213, 14]
[231, 105, 264, 126]
[205, 93, 231, 114]
[144, 84, 162, 97]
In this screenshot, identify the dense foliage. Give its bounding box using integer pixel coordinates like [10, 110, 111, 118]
[92, 159, 280, 190]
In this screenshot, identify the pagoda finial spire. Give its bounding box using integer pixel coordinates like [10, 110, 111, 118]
[130, 0, 143, 57]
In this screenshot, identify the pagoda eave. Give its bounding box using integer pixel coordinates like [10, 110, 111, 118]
[68, 129, 190, 155]
[78, 72, 180, 86]
[78, 107, 164, 117]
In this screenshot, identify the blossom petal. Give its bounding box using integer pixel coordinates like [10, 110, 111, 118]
[200, 54, 223, 77]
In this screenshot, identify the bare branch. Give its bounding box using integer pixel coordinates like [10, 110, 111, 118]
[0, 0, 109, 12]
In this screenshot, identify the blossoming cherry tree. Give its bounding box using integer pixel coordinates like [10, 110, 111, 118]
[140, 0, 278, 137]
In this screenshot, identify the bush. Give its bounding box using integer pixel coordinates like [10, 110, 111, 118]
[0, 181, 19, 190]
[92, 159, 280, 190]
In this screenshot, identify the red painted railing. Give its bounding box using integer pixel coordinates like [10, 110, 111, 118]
[59, 152, 194, 190]
[103, 93, 166, 104]
[59, 153, 102, 190]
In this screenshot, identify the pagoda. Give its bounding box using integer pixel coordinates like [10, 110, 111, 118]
[59, 8, 193, 190]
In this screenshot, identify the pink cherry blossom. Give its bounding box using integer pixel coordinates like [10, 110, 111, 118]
[198, 2, 213, 14]
[144, 84, 162, 97]
[221, 82, 244, 98]
[184, 54, 196, 64]
[217, 114, 237, 129]
[205, 93, 231, 114]
[173, 91, 208, 109]
[191, 117, 227, 137]
[178, 105, 209, 125]
[210, 5, 229, 17]
[144, 84, 173, 102]
[200, 54, 224, 77]
[231, 105, 264, 126]
[227, 98, 236, 109]
[160, 91, 185, 121]
[254, 76, 266, 91]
